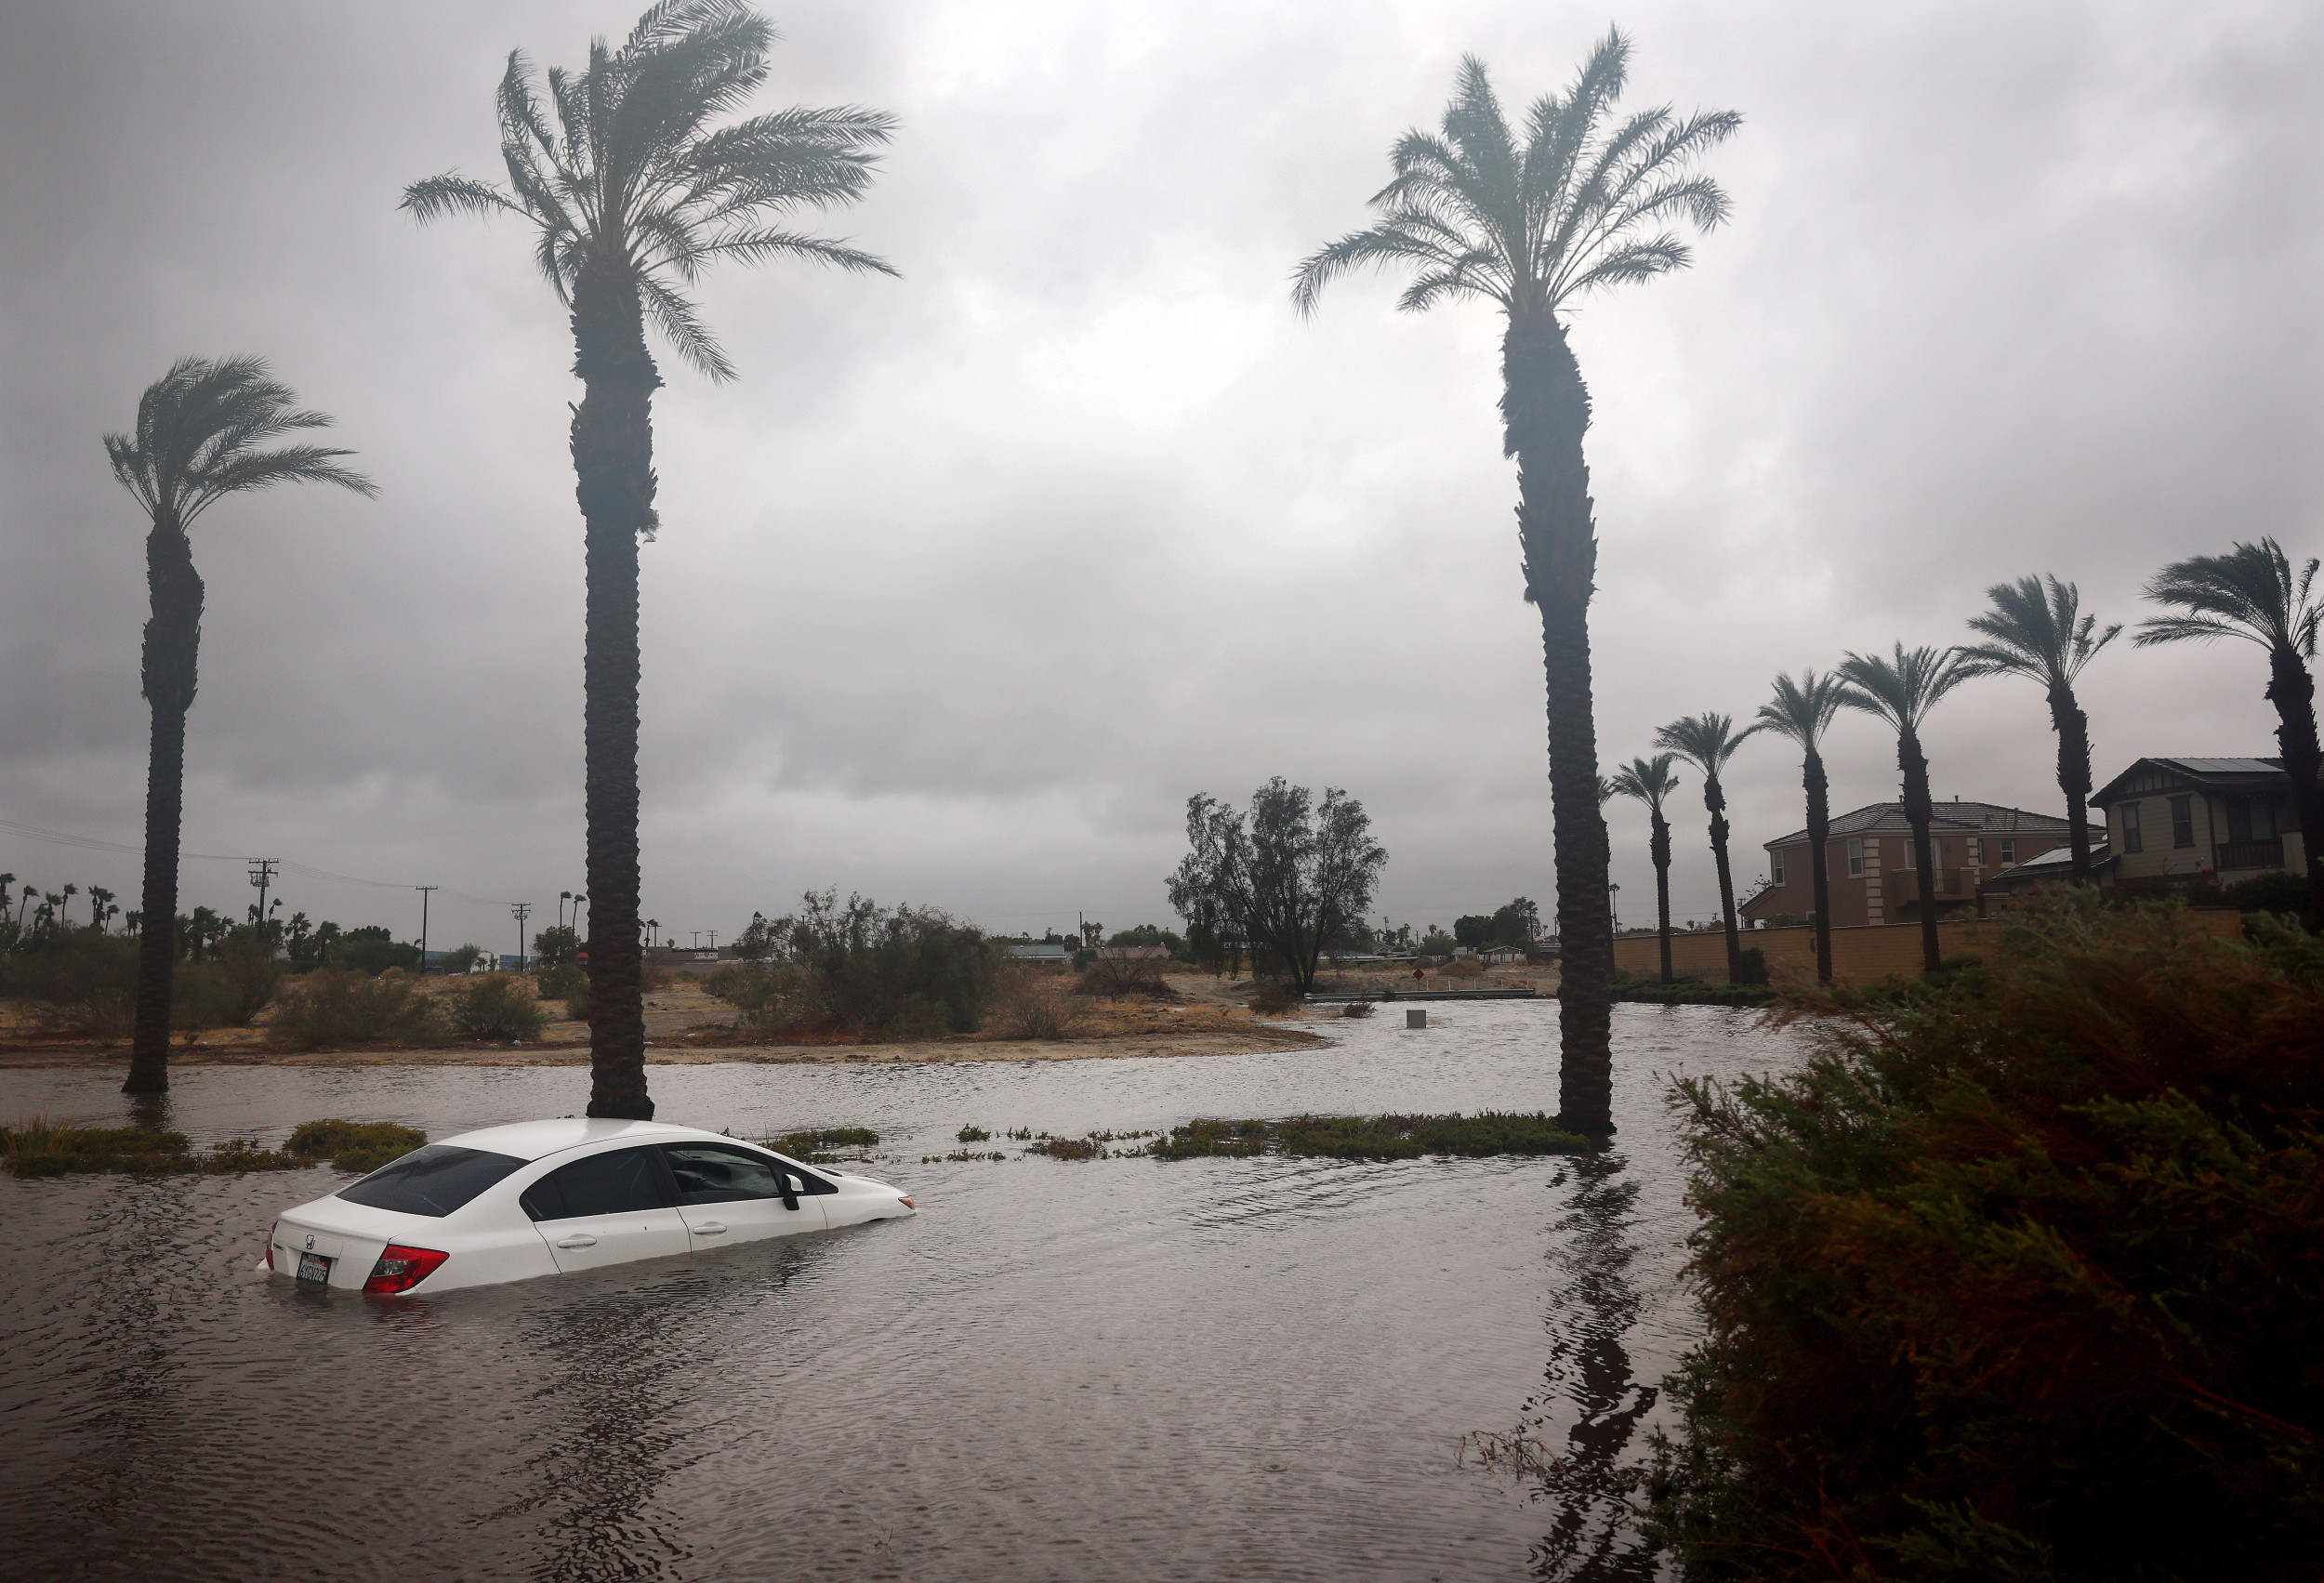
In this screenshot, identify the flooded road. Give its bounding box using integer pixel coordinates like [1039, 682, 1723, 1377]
[0, 1004, 1807, 1581]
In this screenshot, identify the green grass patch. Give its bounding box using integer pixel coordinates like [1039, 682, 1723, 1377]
[284, 1119, 428, 1174]
[0, 1116, 309, 1177]
[1151, 1111, 1587, 1161]
[762, 1126, 879, 1164]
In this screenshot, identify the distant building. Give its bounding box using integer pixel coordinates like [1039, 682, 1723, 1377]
[2090, 756, 2311, 888]
[1739, 800, 2095, 929]
[1978, 840, 2113, 907]
[1006, 942, 1072, 968]
[1093, 944, 1171, 962]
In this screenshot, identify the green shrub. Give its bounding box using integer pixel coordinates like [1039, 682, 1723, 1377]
[173, 933, 284, 1028]
[270, 970, 445, 1050]
[957, 1125, 991, 1142]
[1734, 945, 1768, 985]
[285, 1118, 428, 1174]
[1648, 902, 2324, 1580]
[1247, 981, 1300, 1015]
[442, 972, 548, 1041]
[0, 934, 139, 1035]
[2226, 869, 2312, 917]
[0, 1117, 306, 1176]
[1150, 1112, 1585, 1161]
[1612, 979, 1776, 1008]
[535, 963, 585, 1002]
[762, 1127, 878, 1164]
[722, 892, 1001, 1038]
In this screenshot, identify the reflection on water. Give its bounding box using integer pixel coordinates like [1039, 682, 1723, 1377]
[0, 1004, 1803, 1581]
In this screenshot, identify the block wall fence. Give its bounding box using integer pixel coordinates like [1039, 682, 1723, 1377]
[1609, 910, 2245, 985]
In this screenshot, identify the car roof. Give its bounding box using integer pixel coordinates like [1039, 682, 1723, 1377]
[435, 1117, 741, 1163]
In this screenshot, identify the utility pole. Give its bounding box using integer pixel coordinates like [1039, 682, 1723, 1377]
[247, 858, 278, 938]
[415, 885, 437, 973]
[511, 902, 532, 972]
[706, 930, 718, 953]
[690, 930, 703, 949]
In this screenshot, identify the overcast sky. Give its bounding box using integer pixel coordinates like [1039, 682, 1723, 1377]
[3, 0, 2319, 951]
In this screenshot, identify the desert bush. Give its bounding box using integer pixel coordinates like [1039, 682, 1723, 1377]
[720, 892, 998, 1038]
[1443, 958, 1486, 979]
[989, 965, 1081, 1039]
[285, 1119, 428, 1174]
[957, 1125, 991, 1141]
[270, 970, 446, 1051]
[535, 962, 585, 1002]
[1648, 901, 2324, 1580]
[1340, 999, 1376, 1018]
[1072, 954, 1181, 1001]
[443, 973, 548, 1041]
[762, 1127, 878, 1163]
[0, 933, 139, 1035]
[1246, 980, 1300, 1015]
[1, 1116, 307, 1177]
[173, 933, 284, 1029]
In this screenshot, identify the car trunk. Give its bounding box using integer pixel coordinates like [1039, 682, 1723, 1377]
[271, 1198, 416, 1293]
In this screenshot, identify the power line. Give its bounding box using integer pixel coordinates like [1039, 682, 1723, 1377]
[1, 813, 513, 906]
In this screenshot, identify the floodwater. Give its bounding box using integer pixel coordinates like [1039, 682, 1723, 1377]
[0, 1003, 1809, 1582]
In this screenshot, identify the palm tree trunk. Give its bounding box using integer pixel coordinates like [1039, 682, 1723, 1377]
[1803, 750, 1833, 985]
[1897, 730, 1942, 974]
[1650, 813, 1673, 983]
[2049, 683, 2095, 884]
[1704, 774, 1741, 982]
[1506, 308, 1614, 1137]
[570, 260, 660, 1121]
[125, 516, 200, 1095]
[2264, 645, 2324, 930]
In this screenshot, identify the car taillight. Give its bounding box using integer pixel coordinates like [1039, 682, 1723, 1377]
[265, 1220, 278, 1271]
[363, 1245, 450, 1295]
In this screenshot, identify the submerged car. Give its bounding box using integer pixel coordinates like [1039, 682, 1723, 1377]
[264, 1119, 914, 1295]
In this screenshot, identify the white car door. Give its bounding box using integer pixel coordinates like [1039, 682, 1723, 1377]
[521, 1145, 692, 1273]
[658, 1141, 826, 1247]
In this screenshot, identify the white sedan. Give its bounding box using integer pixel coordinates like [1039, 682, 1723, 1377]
[264, 1119, 915, 1295]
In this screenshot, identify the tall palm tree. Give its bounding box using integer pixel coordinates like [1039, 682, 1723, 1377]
[1655, 713, 1758, 983]
[2134, 538, 2324, 928]
[1836, 644, 1974, 975]
[105, 356, 375, 1095]
[1609, 754, 1683, 982]
[1293, 33, 1738, 1136]
[1754, 671, 1846, 984]
[403, 0, 897, 1119]
[1957, 575, 2119, 883]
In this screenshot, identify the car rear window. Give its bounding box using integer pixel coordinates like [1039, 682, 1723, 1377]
[337, 1144, 526, 1218]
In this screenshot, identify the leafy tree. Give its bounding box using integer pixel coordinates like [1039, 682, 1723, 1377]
[1293, 33, 1738, 1135]
[1657, 713, 1760, 983]
[532, 924, 580, 969]
[442, 943, 489, 975]
[338, 925, 418, 977]
[1755, 670, 1848, 984]
[1106, 923, 1185, 957]
[104, 356, 374, 1094]
[1611, 753, 1683, 982]
[1167, 779, 1388, 996]
[1838, 644, 1974, 974]
[403, 1, 897, 1120]
[2134, 538, 2323, 929]
[1958, 574, 2119, 884]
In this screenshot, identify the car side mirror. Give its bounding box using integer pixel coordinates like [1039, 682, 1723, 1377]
[778, 1173, 801, 1212]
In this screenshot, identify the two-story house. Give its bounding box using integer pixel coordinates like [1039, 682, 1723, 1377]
[2089, 757, 2309, 888]
[1738, 800, 2096, 929]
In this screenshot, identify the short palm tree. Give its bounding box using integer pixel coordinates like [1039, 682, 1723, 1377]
[105, 356, 375, 1094]
[403, 0, 897, 1119]
[1655, 713, 1758, 983]
[1957, 575, 2119, 883]
[1754, 671, 1846, 983]
[1293, 32, 1738, 1136]
[1610, 754, 1683, 982]
[2134, 538, 2324, 927]
[1836, 644, 1974, 974]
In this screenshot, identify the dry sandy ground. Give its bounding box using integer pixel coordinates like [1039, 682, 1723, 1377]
[0, 965, 1554, 1072]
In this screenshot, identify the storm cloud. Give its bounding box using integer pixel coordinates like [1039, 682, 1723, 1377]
[4, 0, 2319, 949]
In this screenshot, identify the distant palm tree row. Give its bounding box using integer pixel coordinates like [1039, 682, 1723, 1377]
[1611, 541, 2324, 985]
[108, 1, 896, 1106]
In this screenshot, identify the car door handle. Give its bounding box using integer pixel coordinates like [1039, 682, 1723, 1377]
[692, 1222, 727, 1235]
[555, 1233, 598, 1249]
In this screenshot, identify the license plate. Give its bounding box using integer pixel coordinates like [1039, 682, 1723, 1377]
[297, 1252, 333, 1286]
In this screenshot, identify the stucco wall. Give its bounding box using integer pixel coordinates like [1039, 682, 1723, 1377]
[1613, 910, 2244, 985]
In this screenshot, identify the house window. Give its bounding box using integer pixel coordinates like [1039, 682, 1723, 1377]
[2225, 797, 2276, 843]
[2120, 801, 2142, 853]
[1847, 838, 1864, 877]
[1971, 838, 1983, 864]
[2000, 838, 2016, 864]
[2170, 796, 2195, 849]
[1771, 853, 1785, 885]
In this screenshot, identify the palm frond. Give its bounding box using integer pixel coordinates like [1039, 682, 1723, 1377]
[694, 226, 900, 275]
[1655, 711, 1759, 779]
[1835, 644, 1973, 733]
[1755, 670, 1845, 750]
[634, 273, 733, 380]
[1959, 574, 2119, 686]
[2135, 539, 2322, 658]
[104, 357, 376, 529]
[1609, 751, 1682, 812]
[400, 173, 524, 224]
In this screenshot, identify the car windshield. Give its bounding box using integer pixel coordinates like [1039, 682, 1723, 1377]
[337, 1144, 526, 1218]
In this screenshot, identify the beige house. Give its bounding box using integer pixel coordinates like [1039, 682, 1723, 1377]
[1739, 800, 2093, 929]
[2089, 757, 2309, 887]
